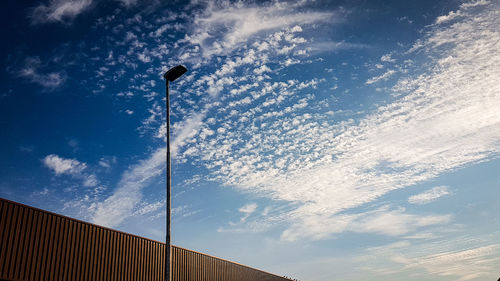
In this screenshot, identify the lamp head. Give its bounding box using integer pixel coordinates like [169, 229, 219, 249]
[164, 65, 187, 82]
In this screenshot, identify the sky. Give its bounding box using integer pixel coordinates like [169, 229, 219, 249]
[1, 0, 499, 280]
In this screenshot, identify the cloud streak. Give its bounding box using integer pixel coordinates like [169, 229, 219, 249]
[185, 1, 337, 59]
[72, 0, 499, 246]
[18, 57, 66, 89]
[30, 0, 93, 24]
[92, 148, 165, 227]
[238, 202, 257, 222]
[177, 1, 500, 241]
[408, 186, 451, 205]
[361, 236, 500, 281]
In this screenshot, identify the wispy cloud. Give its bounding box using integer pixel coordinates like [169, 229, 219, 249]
[361, 235, 500, 281]
[408, 186, 451, 205]
[133, 200, 163, 216]
[380, 54, 396, 63]
[307, 41, 367, 55]
[30, 0, 93, 24]
[117, 0, 138, 8]
[435, 10, 462, 24]
[18, 57, 66, 90]
[92, 148, 165, 227]
[171, 111, 207, 158]
[98, 156, 117, 169]
[365, 69, 396, 84]
[404, 245, 500, 281]
[75, 0, 499, 243]
[31, 187, 51, 197]
[238, 202, 257, 222]
[460, 0, 490, 9]
[281, 207, 451, 241]
[185, 1, 338, 59]
[177, 1, 500, 241]
[349, 207, 451, 236]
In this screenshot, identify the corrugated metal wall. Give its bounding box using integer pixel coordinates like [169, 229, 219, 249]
[0, 198, 291, 281]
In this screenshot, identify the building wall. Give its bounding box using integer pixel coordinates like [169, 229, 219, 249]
[0, 198, 290, 281]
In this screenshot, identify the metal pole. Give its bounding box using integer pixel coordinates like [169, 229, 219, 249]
[163, 65, 186, 281]
[165, 80, 171, 281]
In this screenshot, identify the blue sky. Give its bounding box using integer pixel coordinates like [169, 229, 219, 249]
[1, 0, 499, 280]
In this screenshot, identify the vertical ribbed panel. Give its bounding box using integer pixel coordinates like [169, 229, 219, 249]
[0, 198, 292, 281]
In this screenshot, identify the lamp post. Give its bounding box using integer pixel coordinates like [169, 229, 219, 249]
[163, 65, 187, 281]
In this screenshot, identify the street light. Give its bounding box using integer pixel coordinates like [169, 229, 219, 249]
[163, 65, 187, 281]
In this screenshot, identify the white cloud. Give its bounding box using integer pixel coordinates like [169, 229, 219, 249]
[239, 202, 257, 222]
[460, 0, 490, 9]
[380, 54, 396, 62]
[43, 154, 87, 175]
[307, 41, 367, 54]
[217, 219, 274, 233]
[408, 186, 451, 205]
[83, 174, 99, 187]
[150, 24, 171, 38]
[82, 0, 498, 242]
[99, 160, 110, 168]
[180, 2, 500, 241]
[61, 194, 97, 220]
[404, 244, 500, 281]
[43, 154, 100, 188]
[350, 208, 451, 236]
[366, 69, 396, 84]
[435, 11, 462, 24]
[137, 53, 151, 63]
[261, 206, 271, 216]
[18, 57, 65, 89]
[253, 65, 271, 75]
[92, 148, 165, 227]
[30, 0, 93, 24]
[281, 207, 451, 241]
[282, 58, 300, 66]
[133, 201, 164, 216]
[362, 238, 500, 281]
[171, 111, 206, 157]
[31, 187, 51, 197]
[172, 205, 201, 219]
[98, 156, 116, 169]
[281, 213, 354, 242]
[139, 102, 163, 137]
[117, 0, 138, 7]
[186, 1, 336, 58]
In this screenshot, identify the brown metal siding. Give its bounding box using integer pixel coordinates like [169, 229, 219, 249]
[0, 198, 292, 281]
